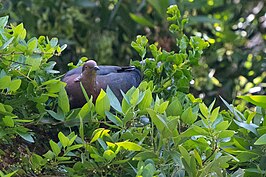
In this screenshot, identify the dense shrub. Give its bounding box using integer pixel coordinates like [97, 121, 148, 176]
[0, 3, 266, 177]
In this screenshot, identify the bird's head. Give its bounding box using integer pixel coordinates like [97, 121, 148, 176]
[74, 60, 99, 82]
[82, 60, 100, 73]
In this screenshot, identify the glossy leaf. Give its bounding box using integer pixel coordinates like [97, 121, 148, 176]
[0, 76, 11, 89]
[254, 134, 266, 145]
[210, 107, 220, 122]
[49, 140, 61, 156]
[58, 132, 69, 148]
[238, 95, 266, 108]
[138, 89, 153, 112]
[27, 37, 38, 52]
[17, 131, 34, 143]
[95, 89, 110, 117]
[147, 108, 171, 137]
[105, 111, 123, 127]
[166, 98, 183, 116]
[58, 87, 70, 114]
[115, 141, 142, 151]
[199, 103, 209, 118]
[157, 101, 169, 113]
[106, 86, 122, 113]
[181, 107, 198, 125]
[9, 79, 21, 92]
[103, 149, 116, 161]
[0, 37, 14, 50]
[90, 128, 110, 143]
[0, 16, 8, 28]
[3, 116, 14, 127]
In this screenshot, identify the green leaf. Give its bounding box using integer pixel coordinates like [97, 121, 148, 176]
[193, 149, 202, 167]
[131, 35, 148, 59]
[12, 23, 26, 39]
[181, 107, 198, 125]
[31, 153, 45, 169]
[0, 16, 8, 29]
[49, 140, 61, 156]
[56, 156, 71, 161]
[103, 149, 116, 161]
[138, 89, 153, 112]
[43, 150, 55, 160]
[130, 88, 139, 106]
[254, 134, 266, 145]
[90, 128, 110, 143]
[233, 119, 258, 135]
[130, 13, 154, 28]
[60, 44, 67, 51]
[78, 102, 92, 119]
[148, 0, 169, 17]
[27, 37, 38, 52]
[115, 141, 142, 151]
[147, 108, 171, 137]
[50, 37, 58, 47]
[58, 132, 69, 148]
[190, 155, 197, 176]
[0, 36, 14, 50]
[133, 151, 158, 161]
[238, 95, 266, 108]
[210, 107, 220, 122]
[9, 79, 21, 92]
[157, 101, 169, 113]
[190, 36, 209, 50]
[95, 89, 110, 117]
[0, 75, 11, 89]
[166, 98, 183, 116]
[46, 110, 64, 121]
[199, 103, 209, 118]
[179, 145, 191, 166]
[181, 125, 208, 137]
[123, 110, 134, 126]
[215, 121, 229, 131]
[122, 92, 131, 113]
[220, 96, 243, 121]
[218, 130, 235, 139]
[106, 86, 122, 113]
[105, 111, 123, 127]
[17, 131, 34, 143]
[58, 87, 70, 114]
[236, 151, 259, 162]
[68, 134, 77, 146]
[25, 55, 42, 71]
[3, 116, 14, 127]
[66, 144, 83, 152]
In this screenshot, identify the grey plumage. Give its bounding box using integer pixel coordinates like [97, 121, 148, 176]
[62, 60, 142, 108]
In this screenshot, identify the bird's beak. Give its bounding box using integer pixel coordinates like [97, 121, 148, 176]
[94, 66, 100, 70]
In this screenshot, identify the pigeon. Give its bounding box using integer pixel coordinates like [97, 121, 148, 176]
[62, 60, 142, 108]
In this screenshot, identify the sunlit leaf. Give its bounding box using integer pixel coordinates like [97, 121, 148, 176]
[95, 89, 110, 117]
[238, 95, 266, 108]
[115, 141, 142, 151]
[58, 132, 69, 148]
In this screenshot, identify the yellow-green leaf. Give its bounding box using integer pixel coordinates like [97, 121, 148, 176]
[95, 89, 110, 117]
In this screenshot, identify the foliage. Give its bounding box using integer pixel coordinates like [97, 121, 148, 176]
[0, 15, 67, 144]
[0, 3, 265, 177]
[131, 5, 209, 99]
[2, 0, 265, 103]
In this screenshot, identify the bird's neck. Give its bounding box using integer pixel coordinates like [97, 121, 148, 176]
[81, 73, 98, 96]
